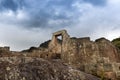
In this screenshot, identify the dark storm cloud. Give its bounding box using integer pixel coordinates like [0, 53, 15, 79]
[46, 0, 74, 9]
[22, 0, 107, 28]
[0, 0, 107, 29]
[83, 0, 107, 6]
[0, 0, 18, 11]
[18, 0, 79, 28]
[0, 0, 25, 11]
[0, 0, 77, 28]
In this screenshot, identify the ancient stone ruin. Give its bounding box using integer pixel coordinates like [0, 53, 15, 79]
[0, 30, 120, 80]
[42, 30, 120, 79]
[48, 30, 70, 59]
[19, 30, 120, 79]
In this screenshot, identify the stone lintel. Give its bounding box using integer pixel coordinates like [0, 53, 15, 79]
[53, 30, 67, 36]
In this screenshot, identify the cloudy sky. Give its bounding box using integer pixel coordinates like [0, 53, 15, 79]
[0, 0, 120, 51]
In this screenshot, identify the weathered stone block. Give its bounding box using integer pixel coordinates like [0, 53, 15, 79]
[103, 63, 113, 72]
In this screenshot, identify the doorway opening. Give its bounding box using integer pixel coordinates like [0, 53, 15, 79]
[56, 35, 62, 45]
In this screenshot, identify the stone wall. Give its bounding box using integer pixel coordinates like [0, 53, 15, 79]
[47, 30, 120, 79]
[0, 46, 10, 52]
[1, 30, 120, 79]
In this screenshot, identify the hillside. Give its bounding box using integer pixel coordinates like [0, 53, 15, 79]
[0, 30, 120, 80]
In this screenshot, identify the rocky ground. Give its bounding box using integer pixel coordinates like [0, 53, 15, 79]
[0, 57, 100, 80]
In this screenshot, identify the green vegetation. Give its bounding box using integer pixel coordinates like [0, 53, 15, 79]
[112, 37, 120, 49]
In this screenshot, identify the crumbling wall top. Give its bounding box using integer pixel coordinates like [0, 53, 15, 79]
[95, 37, 110, 43]
[0, 46, 10, 51]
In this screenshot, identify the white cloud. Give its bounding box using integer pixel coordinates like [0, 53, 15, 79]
[0, 24, 53, 51]
[65, 0, 120, 40]
[0, 9, 29, 25]
[109, 0, 120, 4]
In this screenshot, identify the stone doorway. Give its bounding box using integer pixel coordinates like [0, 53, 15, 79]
[57, 36, 62, 45]
[54, 34, 63, 59]
[49, 30, 70, 59]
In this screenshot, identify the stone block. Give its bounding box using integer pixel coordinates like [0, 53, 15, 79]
[103, 63, 113, 72]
